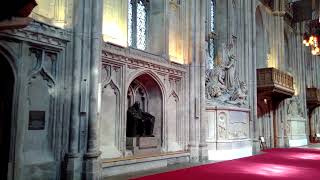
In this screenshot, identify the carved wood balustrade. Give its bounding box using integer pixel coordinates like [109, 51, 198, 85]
[257, 68, 294, 101]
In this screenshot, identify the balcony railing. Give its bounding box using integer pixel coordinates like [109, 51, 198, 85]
[257, 68, 294, 100]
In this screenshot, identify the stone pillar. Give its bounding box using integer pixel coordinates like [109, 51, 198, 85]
[188, 0, 199, 162]
[248, 1, 260, 154]
[66, 0, 84, 179]
[66, 0, 103, 179]
[199, 0, 208, 162]
[84, 0, 103, 179]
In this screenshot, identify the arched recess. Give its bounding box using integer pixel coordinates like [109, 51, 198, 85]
[130, 80, 149, 112]
[255, 6, 268, 68]
[167, 91, 181, 152]
[126, 72, 164, 153]
[24, 69, 56, 164]
[284, 31, 290, 71]
[100, 80, 122, 159]
[0, 51, 15, 180]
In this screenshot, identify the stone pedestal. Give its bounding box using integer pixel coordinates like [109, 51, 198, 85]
[206, 106, 252, 161]
[126, 137, 161, 156]
[65, 153, 81, 180]
[287, 117, 308, 147]
[83, 152, 102, 180]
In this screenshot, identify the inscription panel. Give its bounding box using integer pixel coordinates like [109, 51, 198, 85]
[28, 111, 45, 130]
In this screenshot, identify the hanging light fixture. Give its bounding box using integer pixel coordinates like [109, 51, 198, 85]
[303, 19, 320, 56]
[303, 1, 320, 56]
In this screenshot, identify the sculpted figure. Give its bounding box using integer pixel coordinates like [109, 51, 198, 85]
[205, 53, 227, 98]
[287, 97, 303, 117]
[230, 81, 248, 105]
[223, 43, 237, 90]
[218, 114, 227, 139]
[127, 101, 155, 137]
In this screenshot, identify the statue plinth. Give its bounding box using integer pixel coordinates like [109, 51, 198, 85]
[126, 137, 161, 156]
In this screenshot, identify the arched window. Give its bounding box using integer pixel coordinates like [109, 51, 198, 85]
[210, 0, 216, 32]
[207, 0, 216, 69]
[128, 0, 149, 50]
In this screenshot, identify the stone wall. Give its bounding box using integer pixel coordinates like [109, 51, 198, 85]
[0, 21, 72, 180]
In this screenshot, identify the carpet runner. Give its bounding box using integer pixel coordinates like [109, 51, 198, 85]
[132, 148, 320, 180]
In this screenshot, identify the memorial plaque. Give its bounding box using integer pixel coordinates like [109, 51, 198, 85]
[28, 111, 45, 130]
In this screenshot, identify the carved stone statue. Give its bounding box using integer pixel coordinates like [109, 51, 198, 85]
[127, 101, 155, 137]
[224, 44, 237, 90]
[229, 81, 248, 105]
[287, 97, 303, 118]
[205, 58, 227, 98]
[218, 113, 227, 139]
[205, 39, 248, 107]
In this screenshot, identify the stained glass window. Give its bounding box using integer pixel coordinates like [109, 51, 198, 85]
[210, 0, 216, 32]
[128, 0, 148, 50]
[137, 1, 147, 50]
[128, 0, 133, 47]
[208, 0, 216, 69]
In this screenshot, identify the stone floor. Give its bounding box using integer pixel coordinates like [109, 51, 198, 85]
[105, 161, 214, 180]
[105, 143, 320, 180]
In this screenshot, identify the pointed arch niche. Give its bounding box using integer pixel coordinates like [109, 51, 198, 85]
[126, 73, 163, 154]
[100, 80, 122, 159]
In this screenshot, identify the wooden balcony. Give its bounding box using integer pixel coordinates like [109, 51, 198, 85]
[306, 88, 320, 112]
[257, 68, 294, 101]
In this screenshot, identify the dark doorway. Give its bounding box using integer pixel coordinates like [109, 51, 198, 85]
[0, 54, 14, 180]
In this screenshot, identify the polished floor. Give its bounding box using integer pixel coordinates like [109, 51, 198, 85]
[106, 144, 320, 180]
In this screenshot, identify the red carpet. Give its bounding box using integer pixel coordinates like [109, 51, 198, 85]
[132, 148, 320, 180]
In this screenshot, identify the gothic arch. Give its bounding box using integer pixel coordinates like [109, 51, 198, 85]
[126, 71, 164, 150]
[127, 70, 166, 99]
[255, 5, 269, 68]
[0, 46, 17, 180]
[100, 79, 122, 158]
[0, 43, 17, 78]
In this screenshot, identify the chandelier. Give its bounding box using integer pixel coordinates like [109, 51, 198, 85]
[303, 18, 320, 56]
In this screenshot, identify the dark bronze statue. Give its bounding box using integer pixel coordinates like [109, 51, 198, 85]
[126, 102, 155, 137]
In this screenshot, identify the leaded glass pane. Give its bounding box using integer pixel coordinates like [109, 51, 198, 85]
[208, 38, 215, 69]
[137, 1, 147, 50]
[210, 0, 215, 32]
[128, 0, 133, 46]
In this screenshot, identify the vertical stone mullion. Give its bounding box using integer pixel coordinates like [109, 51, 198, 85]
[83, 0, 103, 179]
[66, 0, 84, 178]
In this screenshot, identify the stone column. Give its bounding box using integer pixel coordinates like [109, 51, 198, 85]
[188, 0, 199, 162]
[199, 0, 208, 162]
[66, 0, 84, 179]
[247, 0, 260, 154]
[84, 0, 103, 179]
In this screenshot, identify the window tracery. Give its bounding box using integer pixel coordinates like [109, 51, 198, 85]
[208, 0, 216, 69]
